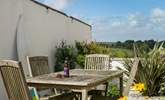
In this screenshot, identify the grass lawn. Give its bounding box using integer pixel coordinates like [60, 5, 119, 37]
[110, 48, 134, 58]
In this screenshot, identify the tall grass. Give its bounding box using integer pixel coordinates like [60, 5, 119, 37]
[124, 43, 165, 96]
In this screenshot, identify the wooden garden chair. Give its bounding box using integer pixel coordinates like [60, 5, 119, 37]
[85, 54, 111, 71]
[90, 58, 139, 100]
[0, 60, 32, 100]
[26, 56, 74, 100]
[0, 60, 74, 100]
[27, 56, 50, 77]
[84, 54, 111, 96]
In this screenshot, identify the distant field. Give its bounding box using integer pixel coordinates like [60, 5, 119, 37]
[110, 48, 134, 58]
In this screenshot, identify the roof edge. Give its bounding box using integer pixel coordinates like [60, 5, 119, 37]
[30, 0, 92, 28]
[31, 0, 68, 17]
[69, 16, 92, 28]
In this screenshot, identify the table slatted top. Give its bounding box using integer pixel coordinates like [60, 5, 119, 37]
[27, 69, 124, 87]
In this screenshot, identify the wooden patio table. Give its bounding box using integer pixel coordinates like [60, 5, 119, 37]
[27, 69, 124, 100]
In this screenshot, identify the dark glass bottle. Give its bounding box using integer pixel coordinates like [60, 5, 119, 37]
[64, 58, 69, 77]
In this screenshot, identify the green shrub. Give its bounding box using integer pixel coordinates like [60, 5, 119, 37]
[54, 41, 77, 72]
[76, 54, 85, 67]
[75, 41, 111, 67]
[107, 83, 120, 97]
[54, 41, 134, 70]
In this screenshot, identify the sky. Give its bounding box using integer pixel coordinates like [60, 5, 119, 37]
[37, 0, 165, 42]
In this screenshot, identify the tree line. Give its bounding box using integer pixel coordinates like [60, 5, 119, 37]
[97, 40, 165, 52]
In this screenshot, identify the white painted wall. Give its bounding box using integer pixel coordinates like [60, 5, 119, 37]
[0, 0, 23, 99]
[0, 0, 91, 99]
[67, 17, 92, 44]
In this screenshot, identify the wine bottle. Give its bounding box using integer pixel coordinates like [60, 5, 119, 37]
[64, 57, 69, 77]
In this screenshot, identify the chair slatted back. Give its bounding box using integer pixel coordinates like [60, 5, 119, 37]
[0, 60, 32, 100]
[85, 54, 111, 71]
[27, 56, 55, 95]
[27, 56, 50, 77]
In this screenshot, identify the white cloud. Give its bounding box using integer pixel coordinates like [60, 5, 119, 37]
[151, 8, 165, 26]
[81, 8, 165, 41]
[111, 21, 121, 27]
[152, 8, 165, 17]
[44, 0, 75, 11]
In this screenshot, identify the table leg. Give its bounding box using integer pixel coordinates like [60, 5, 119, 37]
[119, 74, 123, 96]
[82, 89, 88, 100]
